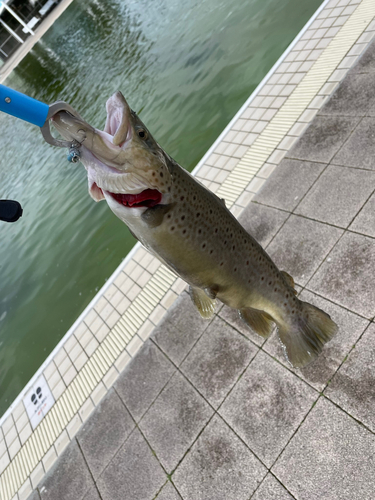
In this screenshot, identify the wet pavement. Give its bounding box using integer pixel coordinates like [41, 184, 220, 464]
[29, 35, 375, 500]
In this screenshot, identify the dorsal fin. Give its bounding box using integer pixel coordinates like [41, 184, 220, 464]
[281, 271, 297, 295]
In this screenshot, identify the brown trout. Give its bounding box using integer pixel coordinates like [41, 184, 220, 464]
[52, 91, 337, 368]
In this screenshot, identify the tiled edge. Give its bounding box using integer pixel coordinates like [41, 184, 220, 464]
[1, 0, 375, 498]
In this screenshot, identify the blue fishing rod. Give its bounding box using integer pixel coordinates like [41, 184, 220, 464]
[0, 84, 83, 222]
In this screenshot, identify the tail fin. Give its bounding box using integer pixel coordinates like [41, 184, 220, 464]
[277, 301, 338, 368]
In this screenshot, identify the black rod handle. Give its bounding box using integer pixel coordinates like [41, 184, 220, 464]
[0, 200, 23, 222]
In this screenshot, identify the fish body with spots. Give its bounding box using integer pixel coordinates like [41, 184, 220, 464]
[52, 92, 337, 368]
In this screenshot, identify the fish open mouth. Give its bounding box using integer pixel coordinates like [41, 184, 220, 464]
[109, 188, 162, 208]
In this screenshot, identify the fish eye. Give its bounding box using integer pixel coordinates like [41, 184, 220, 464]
[138, 129, 147, 139]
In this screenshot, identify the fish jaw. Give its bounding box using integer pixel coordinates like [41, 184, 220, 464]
[104, 91, 132, 146]
[51, 92, 173, 207]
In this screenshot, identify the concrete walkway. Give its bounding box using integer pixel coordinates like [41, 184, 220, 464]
[27, 37, 375, 500]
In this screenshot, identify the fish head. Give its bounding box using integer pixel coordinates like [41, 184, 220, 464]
[51, 91, 172, 220]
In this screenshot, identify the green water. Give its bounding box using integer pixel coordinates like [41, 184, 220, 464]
[0, 0, 322, 417]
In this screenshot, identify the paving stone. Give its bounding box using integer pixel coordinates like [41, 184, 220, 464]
[38, 439, 93, 500]
[252, 474, 294, 500]
[97, 428, 166, 500]
[152, 292, 212, 366]
[220, 351, 317, 468]
[77, 388, 134, 479]
[349, 191, 375, 238]
[287, 115, 360, 163]
[325, 322, 375, 432]
[319, 73, 375, 116]
[173, 415, 266, 500]
[238, 201, 290, 247]
[115, 340, 175, 422]
[83, 485, 101, 500]
[350, 39, 375, 74]
[253, 159, 325, 212]
[181, 316, 257, 408]
[156, 481, 182, 500]
[273, 397, 375, 500]
[264, 289, 369, 391]
[266, 214, 343, 286]
[295, 165, 375, 227]
[218, 305, 266, 346]
[308, 231, 375, 318]
[26, 491, 41, 500]
[139, 372, 213, 473]
[332, 117, 375, 170]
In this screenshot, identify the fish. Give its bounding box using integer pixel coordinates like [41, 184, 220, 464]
[51, 91, 338, 368]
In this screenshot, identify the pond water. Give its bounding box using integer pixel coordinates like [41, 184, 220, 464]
[0, 0, 322, 416]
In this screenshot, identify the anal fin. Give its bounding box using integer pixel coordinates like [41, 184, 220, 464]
[189, 286, 216, 319]
[281, 270, 297, 295]
[239, 307, 275, 338]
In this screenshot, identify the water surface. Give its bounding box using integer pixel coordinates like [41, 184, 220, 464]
[0, 0, 322, 416]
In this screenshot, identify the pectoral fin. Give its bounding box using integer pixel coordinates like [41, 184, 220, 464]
[189, 286, 216, 319]
[281, 271, 297, 295]
[239, 307, 275, 338]
[141, 203, 175, 228]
